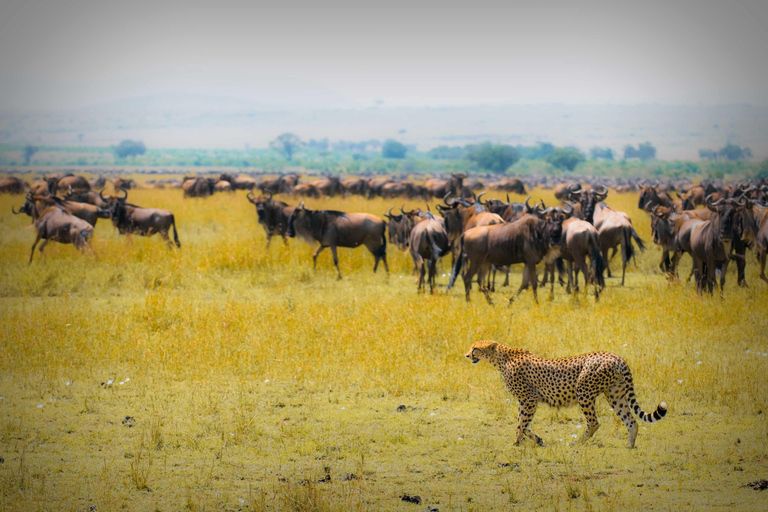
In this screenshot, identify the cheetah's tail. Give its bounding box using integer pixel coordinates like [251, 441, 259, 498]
[623, 367, 667, 423]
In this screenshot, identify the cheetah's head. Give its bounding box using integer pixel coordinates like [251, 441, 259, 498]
[466, 340, 498, 364]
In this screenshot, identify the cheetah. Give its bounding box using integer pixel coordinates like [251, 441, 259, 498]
[466, 340, 667, 448]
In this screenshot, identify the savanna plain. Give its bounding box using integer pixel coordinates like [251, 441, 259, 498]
[0, 180, 766, 511]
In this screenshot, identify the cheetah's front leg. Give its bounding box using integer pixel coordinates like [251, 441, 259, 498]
[515, 398, 544, 446]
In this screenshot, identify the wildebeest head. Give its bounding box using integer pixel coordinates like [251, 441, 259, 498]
[383, 206, 410, 249]
[11, 193, 35, 219]
[707, 195, 745, 243]
[568, 184, 607, 224]
[105, 187, 130, 228]
[535, 201, 572, 246]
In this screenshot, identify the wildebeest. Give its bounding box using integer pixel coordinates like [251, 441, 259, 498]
[246, 191, 295, 248]
[52, 174, 90, 194]
[287, 203, 388, 279]
[291, 183, 321, 198]
[312, 176, 345, 197]
[593, 202, 645, 285]
[424, 173, 466, 199]
[746, 200, 768, 284]
[447, 206, 566, 303]
[0, 177, 27, 194]
[568, 184, 608, 224]
[66, 189, 111, 208]
[342, 177, 369, 197]
[367, 176, 392, 198]
[112, 177, 136, 190]
[17, 193, 110, 227]
[13, 197, 94, 263]
[557, 217, 605, 297]
[182, 177, 216, 198]
[105, 189, 180, 248]
[650, 206, 712, 279]
[383, 207, 412, 251]
[408, 211, 450, 293]
[687, 197, 745, 295]
[488, 178, 526, 194]
[638, 184, 677, 211]
[213, 180, 234, 193]
[219, 173, 257, 190]
[436, 193, 505, 259]
[258, 174, 299, 195]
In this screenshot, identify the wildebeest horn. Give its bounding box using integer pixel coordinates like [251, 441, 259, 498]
[568, 183, 582, 192]
[118, 187, 128, 199]
[652, 205, 661, 216]
[11, 205, 20, 214]
[525, 196, 532, 211]
[400, 205, 407, 215]
[99, 189, 106, 201]
[506, 193, 510, 204]
[594, 185, 608, 195]
[706, 194, 723, 206]
[442, 191, 452, 204]
[476, 191, 486, 204]
[246, 190, 256, 203]
[736, 197, 748, 207]
[561, 202, 573, 215]
[384, 206, 394, 219]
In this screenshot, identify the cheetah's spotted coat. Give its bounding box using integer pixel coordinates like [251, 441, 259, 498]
[466, 340, 667, 447]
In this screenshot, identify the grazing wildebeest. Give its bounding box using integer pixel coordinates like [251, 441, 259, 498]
[105, 189, 180, 248]
[312, 176, 345, 197]
[292, 183, 321, 198]
[593, 202, 645, 285]
[53, 174, 90, 194]
[182, 177, 216, 198]
[367, 176, 392, 198]
[246, 191, 295, 248]
[219, 173, 257, 190]
[287, 203, 388, 279]
[258, 174, 299, 195]
[13, 198, 94, 263]
[342, 177, 369, 197]
[447, 207, 566, 304]
[488, 178, 526, 194]
[112, 177, 136, 190]
[408, 211, 450, 293]
[424, 173, 466, 199]
[0, 177, 27, 194]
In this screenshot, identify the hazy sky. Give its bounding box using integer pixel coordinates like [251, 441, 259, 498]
[1, 0, 768, 111]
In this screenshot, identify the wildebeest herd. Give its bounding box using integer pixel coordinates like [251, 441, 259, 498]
[4, 172, 768, 299]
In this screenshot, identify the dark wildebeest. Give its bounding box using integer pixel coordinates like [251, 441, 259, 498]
[367, 176, 392, 198]
[683, 197, 744, 296]
[447, 207, 566, 304]
[246, 191, 295, 248]
[409, 211, 450, 293]
[105, 189, 180, 248]
[488, 178, 526, 194]
[436, 193, 505, 258]
[593, 202, 645, 286]
[13, 197, 94, 264]
[292, 183, 321, 198]
[383, 207, 413, 251]
[89, 176, 106, 189]
[638, 184, 677, 212]
[312, 176, 345, 197]
[29, 180, 49, 196]
[66, 188, 110, 208]
[342, 177, 369, 197]
[258, 174, 299, 195]
[287, 203, 388, 279]
[182, 177, 216, 198]
[554, 182, 578, 201]
[112, 177, 136, 190]
[53, 174, 90, 194]
[481, 193, 527, 222]
[424, 173, 466, 199]
[678, 185, 712, 211]
[0, 177, 27, 194]
[568, 184, 608, 224]
[220, 173, 257, 190]
[746, 200, 768, 284]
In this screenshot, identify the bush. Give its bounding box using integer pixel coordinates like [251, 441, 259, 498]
[546, 147, 586, 172]
[382, 140, 407, 159]
[114, 140, 146, 159]
[465, 143, 520, 173]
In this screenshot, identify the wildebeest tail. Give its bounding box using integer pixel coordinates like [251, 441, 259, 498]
[425, 229, 442, 260]
[590, 232, 605, 288]
[374, 221, 387, 257]
[171, 214, 181, 248]
[447, 235, 464, 290]
[621, 363, 667, 423]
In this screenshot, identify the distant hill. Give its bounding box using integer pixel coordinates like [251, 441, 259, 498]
[1, 98, 766, 160]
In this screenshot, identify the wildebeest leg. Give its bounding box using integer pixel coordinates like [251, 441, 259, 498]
[565, 261, 574, 294]
[602, 246, 612, 278]
[734, 240, 747, 287]
[428, 258, 437, 294]
[160, 230, 173, 248]
[512, 263, 538, 304]
[38, 239, 50, 261]
[330, 245, 342, 279]
[477, 262, 492, 304]
[29, 234, 42, 264]
[312, 245, 326, 269]
[503, 266, 510, 287]
[416, 257, 425, 292]
[759, 251, 768, 284]
[265, 233, 272, 249]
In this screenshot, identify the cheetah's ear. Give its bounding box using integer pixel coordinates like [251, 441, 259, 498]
[486, 341, 499, 352]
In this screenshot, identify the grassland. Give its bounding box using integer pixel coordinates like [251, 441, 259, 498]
[0, 182, 767, 511]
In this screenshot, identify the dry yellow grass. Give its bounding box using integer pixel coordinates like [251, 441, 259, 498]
[1, 182, 767, 511]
